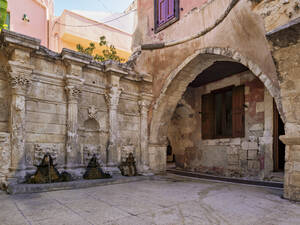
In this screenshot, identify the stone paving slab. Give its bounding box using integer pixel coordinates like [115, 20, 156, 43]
[0, 174, 300, 225]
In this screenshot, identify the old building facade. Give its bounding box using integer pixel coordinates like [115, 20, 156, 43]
[0, 0, 300, 202]
[131, 0, 300, 201]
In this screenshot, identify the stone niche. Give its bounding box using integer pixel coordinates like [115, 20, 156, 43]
[79, 106, 107, 167]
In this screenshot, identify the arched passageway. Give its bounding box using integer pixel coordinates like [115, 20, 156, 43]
[148, 48, 284, 180]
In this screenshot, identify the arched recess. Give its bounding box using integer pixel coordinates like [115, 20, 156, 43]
[148, 47, 284, 172]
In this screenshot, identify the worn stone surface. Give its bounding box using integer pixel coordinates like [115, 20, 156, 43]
[252, 0, 300, 32]
[267, 19, 300, 201]
[1, 174, 300, 225]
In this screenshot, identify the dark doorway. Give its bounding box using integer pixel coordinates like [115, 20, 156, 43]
[273, 101, 285, 171]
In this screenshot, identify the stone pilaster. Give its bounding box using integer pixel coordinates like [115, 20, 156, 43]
[0, 132, 10, 187]
[65, 75, 84, 168]
[62, 49, 89, 171]
[105, 81, 122, 169]
[8, 60, 34, 178]
[280, 136, 300, 201]
[138, 94, 153, 174]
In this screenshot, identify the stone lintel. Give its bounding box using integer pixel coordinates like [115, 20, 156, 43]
[1, 29, 41, 50]
[280, 135, 300, 145]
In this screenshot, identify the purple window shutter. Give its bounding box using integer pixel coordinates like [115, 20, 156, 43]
[167, 0, 175, 20]
[158, 0, 167, 25]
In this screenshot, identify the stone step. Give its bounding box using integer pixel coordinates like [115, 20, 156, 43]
[167, 169, 283, 188]
[269, 172, 284, 183]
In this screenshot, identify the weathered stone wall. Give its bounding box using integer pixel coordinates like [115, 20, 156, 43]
[252, 0, 300, 32]
[0, 30, 153, 185]
[167, 71, 274, 178]
[267, 21, 300, 201]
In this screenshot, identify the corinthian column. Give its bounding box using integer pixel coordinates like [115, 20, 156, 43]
[65, 76, 83, 168]
[8, 62, 33, 174]
[105, 85, 122, 168]
[138, 93, 153, 174]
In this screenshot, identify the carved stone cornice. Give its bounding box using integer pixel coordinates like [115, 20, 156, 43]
[1, 29, 41, 50]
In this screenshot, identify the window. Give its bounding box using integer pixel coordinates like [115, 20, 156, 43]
[154, 0, 179, 33]
[202, 85, 245, 139]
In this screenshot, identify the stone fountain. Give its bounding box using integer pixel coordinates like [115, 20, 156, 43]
[83, 154, 112, 179]
[119, 153, 137, 176]
[26, 153, 72, 184]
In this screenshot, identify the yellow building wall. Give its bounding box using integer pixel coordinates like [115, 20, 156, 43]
[61, 33, 131, 62]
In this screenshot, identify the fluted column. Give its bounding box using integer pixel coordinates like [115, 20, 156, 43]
[105, 85, 122, 167]
[8, 62, 33, 174]
[138, 94, 153, 174]
[65, 76, 83, 168]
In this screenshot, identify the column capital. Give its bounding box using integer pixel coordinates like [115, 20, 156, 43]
[8, 61, 34, 95]
[138, 93, 153, 114]
[65, 75, 84, 102]
[65, 86, 82, 102]
[105, 85, 123, 109]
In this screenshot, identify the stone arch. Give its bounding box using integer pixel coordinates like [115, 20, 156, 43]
[149, 47, 283, 171]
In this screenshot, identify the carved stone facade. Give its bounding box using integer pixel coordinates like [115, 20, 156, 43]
[0, 30, 153, 184]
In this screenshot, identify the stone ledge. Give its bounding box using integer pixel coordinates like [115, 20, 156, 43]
[280, 136, 300, 145]
[1, 29, 41, 50]
[6, 175, 154, 195]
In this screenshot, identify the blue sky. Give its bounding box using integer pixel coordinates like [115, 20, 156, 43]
[54, 0, 135, 16]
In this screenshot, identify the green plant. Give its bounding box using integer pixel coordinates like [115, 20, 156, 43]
[0, 0, 8, 30]
[76, 36, 125, 63]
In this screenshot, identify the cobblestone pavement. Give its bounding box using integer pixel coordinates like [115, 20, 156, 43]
[1, 174, 300, 225]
